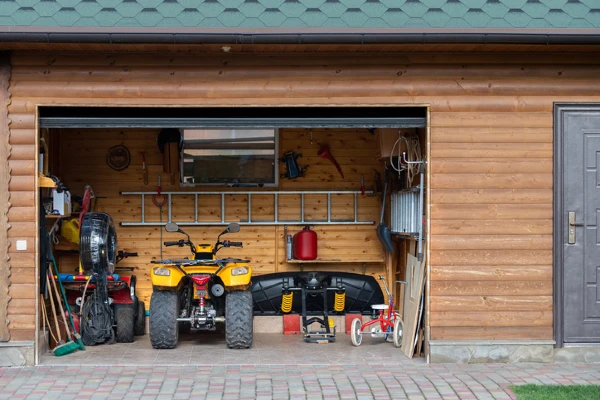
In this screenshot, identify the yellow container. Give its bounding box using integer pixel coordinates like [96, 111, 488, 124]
[61, 218, 80, 244]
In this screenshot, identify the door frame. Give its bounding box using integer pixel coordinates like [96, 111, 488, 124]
[33, 103, 432, 364]
[553, 103, 600, 347]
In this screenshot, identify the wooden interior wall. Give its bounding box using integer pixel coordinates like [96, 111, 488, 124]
[8, 50, 600, 342]
[55, 128, 385, 307]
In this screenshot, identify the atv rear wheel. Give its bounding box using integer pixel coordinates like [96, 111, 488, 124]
[115, 305, 135, 343]
[150, 290, 179, 349]
[135, 300, 145, 336]
[225, 290, 253, 349]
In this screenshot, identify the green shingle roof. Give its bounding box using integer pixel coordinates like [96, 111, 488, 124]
[0, 0, 598, 29]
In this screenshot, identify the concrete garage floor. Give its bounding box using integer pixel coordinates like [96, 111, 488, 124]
[40, 333, 419, 366]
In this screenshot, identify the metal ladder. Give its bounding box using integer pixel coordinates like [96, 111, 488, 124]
[120, 190, 374, 226]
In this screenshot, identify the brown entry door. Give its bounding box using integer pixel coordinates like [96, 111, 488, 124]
[561, 106, 600, 343]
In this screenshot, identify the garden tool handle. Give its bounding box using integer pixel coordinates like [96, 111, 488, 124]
[378, 275, 391, 297]
[142, 153, 148, 185]
[361, 174, 365, 196]
[49, 268, 72, 343]
[379, 168, 390, 224]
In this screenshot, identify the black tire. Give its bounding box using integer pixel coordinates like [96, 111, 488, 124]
[135, 300, 145, 336]
[80, 212, 117, 274]
[225, 290, 253, 349]
[115, 305, 135, 343]
[150, 290, 179, 349]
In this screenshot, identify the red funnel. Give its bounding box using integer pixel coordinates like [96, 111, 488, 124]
[318, 144, 344, 179]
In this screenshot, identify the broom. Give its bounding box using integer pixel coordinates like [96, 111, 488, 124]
[47, 269, 80, 356]
[45, 275, 65, 347]
[51, 254, 86, 351]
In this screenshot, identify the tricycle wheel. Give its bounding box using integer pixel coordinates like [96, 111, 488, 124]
[115, 304, 135, 343]
[393, 316, 404, 348]
[135, 300, 145, 336]
[350, 318, 363, 347]
[150, 290, 179, 349]
[225, 290, 253, 349]
[386, 313, 402, 342]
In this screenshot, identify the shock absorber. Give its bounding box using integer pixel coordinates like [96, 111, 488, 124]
[281, 291, 293, 313]
[334, 290, 346, 312]
[199, 296, 206, 315]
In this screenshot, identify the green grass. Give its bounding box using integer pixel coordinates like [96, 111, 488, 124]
[510, 385, 600, 400]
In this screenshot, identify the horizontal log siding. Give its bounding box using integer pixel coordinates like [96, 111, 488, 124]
[428, 111, 553, 338]
[8, 51, 598, 342]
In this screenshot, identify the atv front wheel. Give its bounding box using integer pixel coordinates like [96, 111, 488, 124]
[150, 290, 179, 349]
[225, 290, 253, 349]
[115, 304, 135, 343]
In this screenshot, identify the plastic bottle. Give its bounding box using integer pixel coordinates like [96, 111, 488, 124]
[286, 235, 293, 260]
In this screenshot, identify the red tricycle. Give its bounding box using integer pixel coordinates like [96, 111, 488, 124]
[350, 275, 404, 348]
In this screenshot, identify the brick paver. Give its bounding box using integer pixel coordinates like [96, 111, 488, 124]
[1, 363, 600, 400]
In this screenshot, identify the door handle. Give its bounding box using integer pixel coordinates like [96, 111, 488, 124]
[568, 212, 584, 244]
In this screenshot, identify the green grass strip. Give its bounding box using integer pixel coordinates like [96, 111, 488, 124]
[510, 384, 600, 400]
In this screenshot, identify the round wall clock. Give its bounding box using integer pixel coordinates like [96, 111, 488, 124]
[106, 144, 130, 171]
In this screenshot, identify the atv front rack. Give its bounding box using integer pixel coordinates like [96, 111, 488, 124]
[151, 258, 250, 266]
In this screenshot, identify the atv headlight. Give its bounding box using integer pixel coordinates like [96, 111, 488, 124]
[231, 267, 249, 276]
[153, 267, 171, 276]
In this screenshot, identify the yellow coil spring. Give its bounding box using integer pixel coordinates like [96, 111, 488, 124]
[334, 291, 346, 312]
[281, 291, 293, 313]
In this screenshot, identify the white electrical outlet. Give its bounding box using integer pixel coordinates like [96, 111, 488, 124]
[16, 240, 27, 251]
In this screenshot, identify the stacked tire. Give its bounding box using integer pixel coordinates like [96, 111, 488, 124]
[80, 212, 118, 274]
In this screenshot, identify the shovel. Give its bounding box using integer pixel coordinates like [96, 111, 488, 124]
[377, 167, 394, 253]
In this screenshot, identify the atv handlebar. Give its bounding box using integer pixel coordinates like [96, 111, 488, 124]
[164, 240, 183, 247]
[222, 240, 243, 248]
[116, 250, 138, 264]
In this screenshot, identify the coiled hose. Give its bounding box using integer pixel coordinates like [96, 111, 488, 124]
[80, 276, 114, 346]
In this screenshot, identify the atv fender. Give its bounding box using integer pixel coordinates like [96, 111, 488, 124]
[218, 262, 252, 287]
[150, 264, 186, 289]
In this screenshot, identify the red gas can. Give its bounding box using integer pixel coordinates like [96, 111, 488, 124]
[293, 226, 317, 260]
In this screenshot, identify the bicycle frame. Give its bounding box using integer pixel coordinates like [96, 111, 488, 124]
[358, 275, 399, 335]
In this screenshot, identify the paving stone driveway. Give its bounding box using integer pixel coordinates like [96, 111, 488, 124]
[2, 363, 600, 400]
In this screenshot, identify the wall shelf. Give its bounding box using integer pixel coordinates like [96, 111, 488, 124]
[286, 258, 384, 264]
[45, 214, 70, 219]
[38, 174, 56, 188]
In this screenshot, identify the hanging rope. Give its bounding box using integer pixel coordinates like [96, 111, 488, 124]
[390, 132, 422, 187]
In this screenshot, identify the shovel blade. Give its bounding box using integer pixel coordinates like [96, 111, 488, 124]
[377, 224, 394, 253]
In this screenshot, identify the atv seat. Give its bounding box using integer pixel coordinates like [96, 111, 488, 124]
[371, 304, 389, 310]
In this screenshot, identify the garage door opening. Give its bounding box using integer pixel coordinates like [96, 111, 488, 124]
[37, 106, 429, 365]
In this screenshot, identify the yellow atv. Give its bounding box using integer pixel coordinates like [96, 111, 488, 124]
[149, 222, 253, 349]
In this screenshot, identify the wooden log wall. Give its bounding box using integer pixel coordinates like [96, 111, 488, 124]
[7, 50, 600, 343]
[0, 52, 11, 342]
[55, 128, 385, 308]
